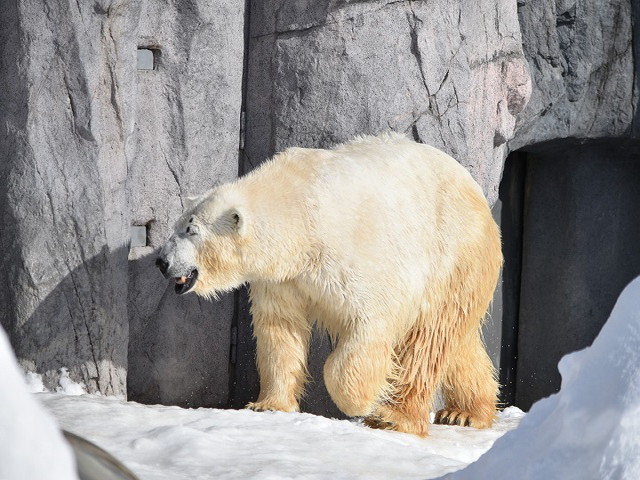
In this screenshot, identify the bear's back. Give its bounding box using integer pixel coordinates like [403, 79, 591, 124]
[240, 135, 494, 325]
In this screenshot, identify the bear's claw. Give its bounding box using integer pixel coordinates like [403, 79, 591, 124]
[434, 409, 491, 428]
[246, 400, 299, 413]
[363, 415, 395, 431]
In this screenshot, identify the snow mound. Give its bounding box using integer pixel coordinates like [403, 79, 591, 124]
[0, 327, 79, 480]
[56, 367, 87, 395]
[444, 276, 640, 480]
[25, 371, 48, 393]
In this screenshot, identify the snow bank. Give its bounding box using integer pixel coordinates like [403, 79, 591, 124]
[0, 327, 79, 480]
[444, 276, 640, 480]
[25, 371, 48, 393]
[56, 367, 88, 395]
[40, 393, 522, 480]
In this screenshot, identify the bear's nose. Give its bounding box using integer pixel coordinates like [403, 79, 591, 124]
[155, 257, 169, 275]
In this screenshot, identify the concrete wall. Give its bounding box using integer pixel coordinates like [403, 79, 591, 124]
[509, 140, 640, 410]
[126, 0, 244, 408]
[0, 0, 638, 414]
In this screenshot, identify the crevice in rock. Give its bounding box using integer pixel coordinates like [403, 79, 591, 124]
[406, 7, 430, 96]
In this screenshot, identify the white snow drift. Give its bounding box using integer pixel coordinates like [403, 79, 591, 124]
[446, 276, 640, 480]
[0, 327, 78, 480]
[39, 393, 522, 480]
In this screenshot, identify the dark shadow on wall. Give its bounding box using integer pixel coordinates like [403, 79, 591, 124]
[0, 223, 340, 413]
[0, 246, 130, 396]
[499, 138, 640, 411]
[127, 249, 235, 409]
[0, 242, 236, 408]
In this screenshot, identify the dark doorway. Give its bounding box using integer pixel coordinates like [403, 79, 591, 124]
[499, 139, 640, 410]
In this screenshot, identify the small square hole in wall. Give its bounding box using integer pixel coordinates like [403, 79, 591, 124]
[137, 47, 158, 71]
[130, 225, 148, 248]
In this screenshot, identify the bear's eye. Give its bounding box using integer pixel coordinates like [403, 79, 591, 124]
[186, 225, 196, 235]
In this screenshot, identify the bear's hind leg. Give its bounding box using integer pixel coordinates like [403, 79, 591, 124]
[365, 320, 445, 437]
[323, 328, 396, 418]
[435, 327, 497, 428]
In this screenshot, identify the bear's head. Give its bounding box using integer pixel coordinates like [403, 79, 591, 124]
[156, 187, 249, 298]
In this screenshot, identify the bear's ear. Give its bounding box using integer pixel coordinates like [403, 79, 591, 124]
[229, 207, 246, 235]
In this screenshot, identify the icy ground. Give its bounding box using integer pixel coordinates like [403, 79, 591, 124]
[4, 276, 640, 479]
[38, 393, 523, 480]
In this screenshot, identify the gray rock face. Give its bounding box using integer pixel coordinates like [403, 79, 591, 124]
[512, 0, 636, 149]
[126, 0, 244, 407]
[0, 0, 244, 401]
[0, 0, 637, 411]
[244, 0, 532, 206]
[0, 1, 140, 395]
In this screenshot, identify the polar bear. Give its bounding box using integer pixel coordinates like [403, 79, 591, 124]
[156, 134, 502, 436]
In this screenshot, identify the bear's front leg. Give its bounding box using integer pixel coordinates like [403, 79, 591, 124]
[247, 283, 311, 413]
[323, 330, 395, 417]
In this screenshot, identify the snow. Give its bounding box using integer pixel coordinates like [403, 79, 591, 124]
[25, 370, 48, 393]
[37, 393, 522, 480]
[56, 367, 88, 396]
[6, 278, 640, 480]
[446, 276, 640, 480]
[0, 327, 79, 480]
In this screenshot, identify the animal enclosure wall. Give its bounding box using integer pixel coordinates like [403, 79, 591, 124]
[1, 0, 639, 416]
[499, 140, 640, 410]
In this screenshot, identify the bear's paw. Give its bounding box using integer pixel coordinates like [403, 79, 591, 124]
[246, 400, 299, 413]
[434, 408, 493, 428]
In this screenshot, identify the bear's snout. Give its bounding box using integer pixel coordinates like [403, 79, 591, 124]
[155, 257, 169, 277]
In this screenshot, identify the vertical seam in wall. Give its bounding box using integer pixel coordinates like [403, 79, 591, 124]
[228, 0, 252, 407]
[237, 0, 252, 177]
[630, 0, 640, 136]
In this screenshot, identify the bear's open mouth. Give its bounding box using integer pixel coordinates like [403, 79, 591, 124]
[174, 269, 198, 295]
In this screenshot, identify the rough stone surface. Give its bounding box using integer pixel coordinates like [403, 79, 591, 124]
[1, 0, 638, 412]
[0, 0, 139, 396]
[0, 0, 244, 403]
[244, 0, 532, 205]
[512, 0, 636, 148]
[126, 0, 244, 408]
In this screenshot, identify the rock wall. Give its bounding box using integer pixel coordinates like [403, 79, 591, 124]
[244, 0, 531, 206]
[0, 0, 139, 396]
[512, 0, 637, 148]
[0, 0, 637, 409]
[0, 0, 244, 401]
[126, 0, 244, 407]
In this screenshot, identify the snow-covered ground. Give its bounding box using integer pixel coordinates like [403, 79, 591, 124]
[4, 276, 640, 479]
[37, 393, 523, 480]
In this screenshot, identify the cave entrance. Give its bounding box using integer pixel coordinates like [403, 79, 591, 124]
[497, 139, 640, 410]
